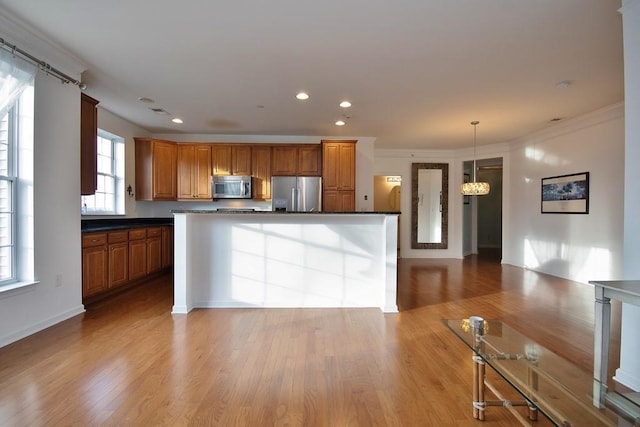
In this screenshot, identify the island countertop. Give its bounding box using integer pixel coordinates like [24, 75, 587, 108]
[171, 209, 400, 215]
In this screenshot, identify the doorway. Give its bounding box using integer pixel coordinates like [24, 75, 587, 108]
[462, 158, 503, 261]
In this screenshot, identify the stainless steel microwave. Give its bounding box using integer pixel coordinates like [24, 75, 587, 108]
[212, 175, 252, 199]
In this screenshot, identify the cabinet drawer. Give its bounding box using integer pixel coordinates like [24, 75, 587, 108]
[146, 227, 162, 238]
[129, 229, 147, 240]
[108, 231, 128, 244]
[82, 233, 107, 248]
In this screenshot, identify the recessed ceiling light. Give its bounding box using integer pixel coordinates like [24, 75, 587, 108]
[172, 118, 183, 124]
[138, 97, 155, 104]
[555, 80, 572, 88]
[335, 120, 346, 126]
[339, 101, 352, 108]
[296, 92, 310, 100]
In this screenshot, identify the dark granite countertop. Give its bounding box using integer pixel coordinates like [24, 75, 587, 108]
[81, 217, 173, 232]
[171, 210, 401, 215]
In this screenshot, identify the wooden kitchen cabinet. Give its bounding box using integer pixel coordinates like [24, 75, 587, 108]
[322, 140, 357, 212]
[271, 146, 298, 176]
[80, 93, 99, 195]
[212, 144, 252, 176]
[108, 231, 129, 289]
[323, 190, 356, 212]
[298, 145, 322, 176]
[178, 144, 212, 200]
[252, 145, 272, 199]
[128, 229, 147, 281]
[146, 228, 162, 274]
[135, 138, 178, 200]
[82, 233, 108, 298]
[82, 225, 173, 303]
[271, 144, 322, 176]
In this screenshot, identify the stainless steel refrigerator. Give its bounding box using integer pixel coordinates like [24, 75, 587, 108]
[271, 176, 322, 212]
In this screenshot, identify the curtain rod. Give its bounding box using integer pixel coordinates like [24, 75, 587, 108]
[0, 36, 86, 89]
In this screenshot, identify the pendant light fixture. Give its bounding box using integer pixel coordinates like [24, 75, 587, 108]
[460, 121, 490, 196]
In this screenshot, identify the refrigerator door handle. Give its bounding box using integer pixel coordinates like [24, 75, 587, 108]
[291, 187, 297, 211]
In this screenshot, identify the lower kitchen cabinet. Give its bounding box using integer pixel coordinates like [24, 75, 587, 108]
[82, 225, 173, 302]
[82, 233, 108, 298]
[128, 229, 147, 281]
[146, 227, 162, 274]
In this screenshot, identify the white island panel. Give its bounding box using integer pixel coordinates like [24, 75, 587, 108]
[172, 212, 399, 313]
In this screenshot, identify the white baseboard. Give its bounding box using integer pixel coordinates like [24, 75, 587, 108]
[0, 305, 85, 348]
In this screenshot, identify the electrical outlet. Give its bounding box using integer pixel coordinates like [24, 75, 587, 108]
[55, 274, 62, 287]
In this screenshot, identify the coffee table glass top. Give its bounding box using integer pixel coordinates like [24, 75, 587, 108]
[444, 318, 620, 426]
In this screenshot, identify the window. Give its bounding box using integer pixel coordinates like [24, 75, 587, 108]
[81, 130, 125, 215]
[0, 106, 16, 282]
[0, 87, 33, 286]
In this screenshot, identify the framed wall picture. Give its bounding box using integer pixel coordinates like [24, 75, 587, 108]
[541, 172, 589, 214]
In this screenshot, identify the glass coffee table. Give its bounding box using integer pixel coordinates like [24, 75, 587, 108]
[444, 317, 624, 426]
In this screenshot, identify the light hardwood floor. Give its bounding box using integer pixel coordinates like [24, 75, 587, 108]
[0, 252, 621, 426]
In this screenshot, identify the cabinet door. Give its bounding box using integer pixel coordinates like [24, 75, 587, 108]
[161, 226, 173, 268]
[337, 143, 356, 190]
[338, 191, 355, 211]
[271, 146, 298, 176]
[322, 190, 339, 212]
[177, 144, 196, 199]
[108, 242, 129, 288]
[152, 140, 177, 200]
[322, 143, 339, 190]
[232, 146, 252, 175]
[322, 190, 355, 212]
[252, 146, 271, 200]
[212, 144, 232, 175]
[80, 94, 99, 195]
[298, 145, 322, 176]
[147, 237, 162, 274]
[178, 144, 212, 199]
[194, 145, 212, 198]
[128, 239, 147, 281]
[82, 246, 108, 297]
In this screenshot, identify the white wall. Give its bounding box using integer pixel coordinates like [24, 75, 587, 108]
[0, 73, 85, 347]
[503, 104, 625, 283]
[374, 149, 460, 258]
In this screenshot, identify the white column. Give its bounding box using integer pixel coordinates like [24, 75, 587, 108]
[619, 0, 640, 391]
[172, 213, 192, 314]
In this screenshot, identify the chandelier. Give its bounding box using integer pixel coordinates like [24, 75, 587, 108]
[461, 121, 490, 196]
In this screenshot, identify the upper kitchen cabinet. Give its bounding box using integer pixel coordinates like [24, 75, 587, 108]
[80, 93, 99, 195]
[252, 145, 272, 200]
[177, 144, 212, 200]
[212, 144, 252, 176]
[134, 138, 178, 200]
[322, 140, 356, 212]
[271, 144, 321, 176]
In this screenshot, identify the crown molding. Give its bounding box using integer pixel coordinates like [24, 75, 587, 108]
[0, 9, 87, 79]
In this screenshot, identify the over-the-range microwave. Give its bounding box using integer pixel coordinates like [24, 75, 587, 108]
[212, 175, 252, 199]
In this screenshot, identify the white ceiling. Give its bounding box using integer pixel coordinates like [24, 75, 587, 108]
[0, 0, 624, 149]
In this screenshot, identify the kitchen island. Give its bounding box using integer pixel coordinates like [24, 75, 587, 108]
[171, 210, 400, 313]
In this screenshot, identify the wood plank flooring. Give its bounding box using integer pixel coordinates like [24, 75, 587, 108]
[0, 252, 621, 426]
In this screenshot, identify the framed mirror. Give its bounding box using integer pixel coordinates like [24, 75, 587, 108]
[411, 163, 448, 249]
